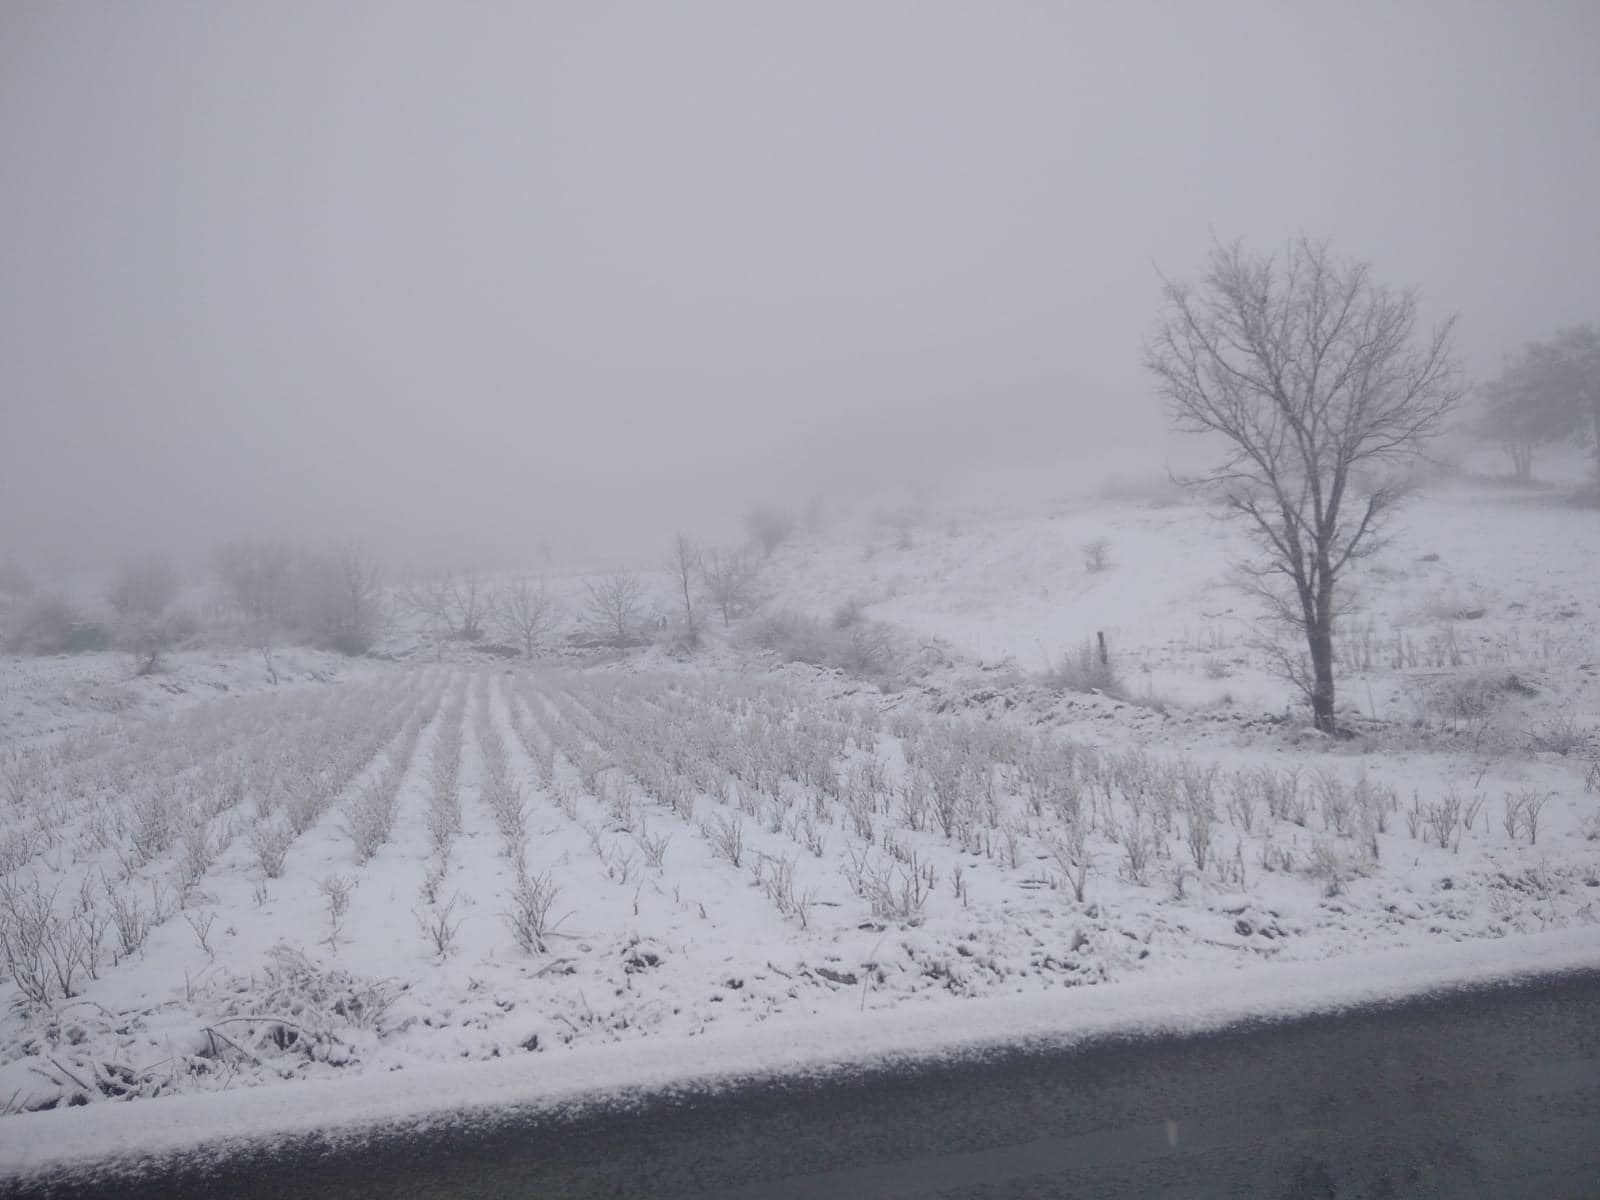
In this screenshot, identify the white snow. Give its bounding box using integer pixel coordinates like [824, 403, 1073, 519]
[2, 925, 1596, 1180]
[1, 473, 1596, 1172]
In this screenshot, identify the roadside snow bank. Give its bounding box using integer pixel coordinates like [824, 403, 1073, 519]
[4, 925, 1596, 1180]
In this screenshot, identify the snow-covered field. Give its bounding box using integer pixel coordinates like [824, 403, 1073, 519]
[1, 476, 1597, 1132]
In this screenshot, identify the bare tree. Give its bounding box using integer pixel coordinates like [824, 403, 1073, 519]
[666, 533, 700, 644]
[448, 572, 488, 641]
[336, 542, 387, 654]
[107, 553, 184, 674]
[297, 541, 385, 655]
[213, 538, 294, 681]
[1529, 326, 1600, 490]
[497, 576, 559, 658]
[700, 546, 759, 627]
[584, 571, 642, 646]
[399, 571, 454, 648]
[1147, 237, 1461, 733]
[401, 570, 487, 644]
[744, 503, 795, 558]
[1474, 338, 1587, 483]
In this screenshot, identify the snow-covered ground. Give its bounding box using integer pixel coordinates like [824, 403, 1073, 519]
[0, 475, 1596, 1144]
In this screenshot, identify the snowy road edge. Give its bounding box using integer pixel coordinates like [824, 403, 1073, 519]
[4, 926, 1599, 1179]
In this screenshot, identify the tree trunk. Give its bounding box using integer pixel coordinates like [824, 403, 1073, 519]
[1307, 613, 1337, 734]
[1591, 396, 1600, 492]
[680, 574, 696, 642]
[1511, 442, 1532, 483]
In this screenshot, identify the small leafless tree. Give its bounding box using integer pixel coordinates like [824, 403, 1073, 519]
[107, 553, 184, 674]
[298, 541, 386, 655]
[402, 570, 486, 643]
[448, 572, 487, 641]
[584, 571, 642, 646]
[666, 533, 700, 644]
[213, 538, 294, 681]
[1147, 237, 1461, 733]
[497, 576, 558, 658]
[700, 546, 759, 627]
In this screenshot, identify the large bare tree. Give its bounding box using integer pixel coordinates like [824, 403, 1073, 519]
[1147, 237, 1461, 733]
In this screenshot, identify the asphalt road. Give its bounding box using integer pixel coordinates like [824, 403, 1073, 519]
[11, 969, 1600, 1199]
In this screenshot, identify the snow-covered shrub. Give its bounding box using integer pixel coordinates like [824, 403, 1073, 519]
[1043, 639, 1122, 697]
[343, 779, 399, 864]
[208, 943, 396, 1062]
[506, 859, 563, 954]
[0, 876, 102, 1004]
[249, 816, 293, 878]
[415, 893, 464, 959]
[704, 813, 745, 867]
[103, 875, 159, 959]
[739, 609, 904, 682]
[863, 851, 935, 923]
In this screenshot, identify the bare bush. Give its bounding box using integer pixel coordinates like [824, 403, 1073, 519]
[415, 892, 464, 958]
[0, 876, 100, 1004]
[1517, 790, 1549, 844]
[863, 851, 936, 924]
[1308, 838, 1352, 896]
[1117, 815, 1156, 884]
[250, 816, 294, 878]
[184, 908, 217, 958]
[704, 813, 745, 867]
[506, 859, 563, 953]
[740, 609, 903, 682]
[1044, 639, 1121, 696]
[637, 826, 672, 869]
[103, 875, 158, 959]
[1046, 822, 1092, 902]
[344, 779, 399, 863]
[320, 874, 354, 950]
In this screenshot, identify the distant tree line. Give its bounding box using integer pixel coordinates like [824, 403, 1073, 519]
[2, 496, 806, 670]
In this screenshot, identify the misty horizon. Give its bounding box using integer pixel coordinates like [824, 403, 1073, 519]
[3, 1, 1597, 572]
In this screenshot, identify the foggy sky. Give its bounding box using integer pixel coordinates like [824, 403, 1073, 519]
[3, 1, 1597, 570]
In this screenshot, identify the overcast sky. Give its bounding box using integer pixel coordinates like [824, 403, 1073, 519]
[2, 1, 1596, 570]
